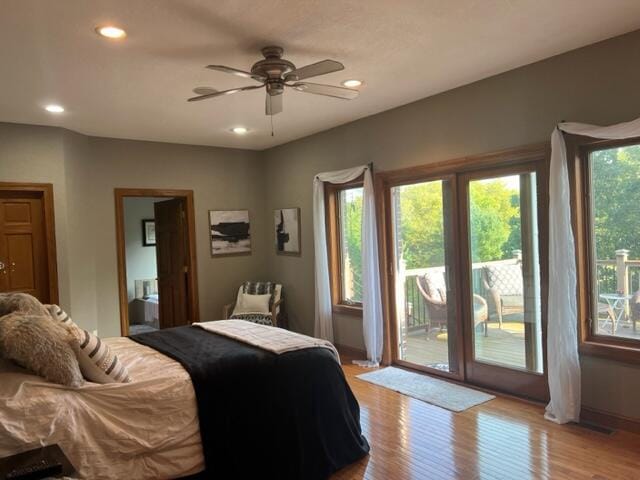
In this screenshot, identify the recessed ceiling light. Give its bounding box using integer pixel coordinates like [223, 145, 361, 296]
[45, 104, 65, 113]
[231, 127, 248, 135]
[95, 25, 127, 39]
[341, 79, 363, 88]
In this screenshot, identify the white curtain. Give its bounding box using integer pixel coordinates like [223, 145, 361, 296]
[313, 164, 384, 366]
[547, 116, 640, 424]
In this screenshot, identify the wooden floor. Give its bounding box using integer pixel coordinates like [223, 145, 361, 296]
[330, 358, 640, 480]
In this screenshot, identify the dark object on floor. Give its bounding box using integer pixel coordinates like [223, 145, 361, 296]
[131, 326, 369, 480]
[0, 445, 75, 480]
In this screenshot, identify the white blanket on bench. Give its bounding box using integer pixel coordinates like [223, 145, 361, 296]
[193, 320, 340, 363]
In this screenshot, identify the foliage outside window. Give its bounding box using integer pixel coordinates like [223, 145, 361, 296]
[587, 142, 640, 343]
[396, 179, 521, 270]
[339, 187, 363, 304]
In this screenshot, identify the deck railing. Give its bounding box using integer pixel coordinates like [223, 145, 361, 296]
[402, 249, 640, 331]
[400, 253, 521, 331]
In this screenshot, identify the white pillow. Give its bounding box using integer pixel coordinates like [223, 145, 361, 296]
[233, 293, 271, 315]
[72, 329, 131, 384]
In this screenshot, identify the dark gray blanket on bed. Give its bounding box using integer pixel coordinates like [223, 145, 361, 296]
[130, 326, 369, 480]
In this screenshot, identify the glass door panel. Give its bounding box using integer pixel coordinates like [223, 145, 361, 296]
[466, 172, 543, 374]
[391, 178, 459, 374]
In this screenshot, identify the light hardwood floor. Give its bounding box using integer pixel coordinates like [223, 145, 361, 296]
[331, 359, 640, 480]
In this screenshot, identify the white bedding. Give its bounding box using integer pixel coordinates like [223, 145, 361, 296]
[0, 337, 204, 480]
[193, 319, 340, 362]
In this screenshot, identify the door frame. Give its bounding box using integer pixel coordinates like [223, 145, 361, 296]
[457, 160, 549, 401]
[0, 182, 59, 304]
[376, 143, 550, 399]
[114, 188, 199, 335]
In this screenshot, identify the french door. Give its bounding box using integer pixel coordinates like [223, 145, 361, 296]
[383, 155, 549, 401]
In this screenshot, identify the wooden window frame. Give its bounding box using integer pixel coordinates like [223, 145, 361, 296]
[325, 177, 364, 317]
[569, 135, 640, 364]
[376, 143, 550, 384]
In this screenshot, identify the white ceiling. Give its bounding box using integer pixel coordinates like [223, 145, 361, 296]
[1, 0, 640, 150]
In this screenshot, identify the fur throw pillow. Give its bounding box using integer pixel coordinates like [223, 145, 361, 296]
[0, 292, 50, 317]
[0, 312, 84, 387]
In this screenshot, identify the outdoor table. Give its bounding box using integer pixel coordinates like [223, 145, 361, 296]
[599, 293, 633, 335]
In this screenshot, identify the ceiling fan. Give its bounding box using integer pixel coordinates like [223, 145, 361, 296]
[187, 46, 359, 116]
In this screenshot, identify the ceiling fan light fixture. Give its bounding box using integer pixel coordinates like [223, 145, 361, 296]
[95, 25, 127, 39]
[45, 104, 65, 113]
[341, 79, 363, 88]
[231, 126, 248, 135]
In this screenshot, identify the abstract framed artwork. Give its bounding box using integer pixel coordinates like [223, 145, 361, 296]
[209, 210, 251, 256]
[275, 207, 301, 256]
[142, 219, 156, 246]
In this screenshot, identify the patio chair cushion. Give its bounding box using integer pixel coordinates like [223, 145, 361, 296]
[483, 264, 523, 296]
[423, 271, 448, 303]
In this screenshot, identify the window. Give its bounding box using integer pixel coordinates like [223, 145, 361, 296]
[325, 181, 364, 314]
[339, 187, 364, 304]
[574, 137, 640, 361]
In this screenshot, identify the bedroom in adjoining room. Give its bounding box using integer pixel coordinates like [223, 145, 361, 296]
[2, 1, 640, 480]
[121, 194, 191, 335]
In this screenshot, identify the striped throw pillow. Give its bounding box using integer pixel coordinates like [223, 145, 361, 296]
[73, 329, 131, 384]
[44, 304, 79, 331]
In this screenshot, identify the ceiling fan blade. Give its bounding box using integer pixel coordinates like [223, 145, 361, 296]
[266, 93, 283, 115]
[285, 60, 344, 81]
[289, 82, 359, 100]
[206, 65, 266, 82]
[187, 84, 263, 102]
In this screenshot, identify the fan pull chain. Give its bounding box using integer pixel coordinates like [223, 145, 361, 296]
[269, 95, 275, 137]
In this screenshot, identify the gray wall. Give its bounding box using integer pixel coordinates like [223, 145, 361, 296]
[1, 123, 268, 337]
[262, 30, 640, 418]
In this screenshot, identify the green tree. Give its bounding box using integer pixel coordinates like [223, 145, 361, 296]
[469, 181, 519, 262]
[342, 189, 363, 302]
[393, 179, 520, 269]
[591, 145, 640, 260]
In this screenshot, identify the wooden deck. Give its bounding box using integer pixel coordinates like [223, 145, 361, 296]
[401, 316, 640, 372]
[403, 320, 529, 371]
[331, 355, 640, 480]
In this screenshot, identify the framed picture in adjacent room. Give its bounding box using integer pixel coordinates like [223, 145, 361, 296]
[274, 207, 301, 256]
[209, 209, 251, 256]
[142, 219, 156, 246]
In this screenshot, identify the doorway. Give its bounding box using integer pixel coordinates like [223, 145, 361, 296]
[0, 182, 58, 304]
[380, 147, 549, 401]
[115, 189, 199, 336]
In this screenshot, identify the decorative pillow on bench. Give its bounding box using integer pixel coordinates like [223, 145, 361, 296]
[232, 293, 272, 315]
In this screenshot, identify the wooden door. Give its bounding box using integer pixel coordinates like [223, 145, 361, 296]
[458, 162, 549, 401]
[0, 191, 50, 302]
[154, 198, 189, 328]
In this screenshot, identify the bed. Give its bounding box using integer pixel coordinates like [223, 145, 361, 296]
[0, 321, 369, 480]
[129, 279, 160, 332]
